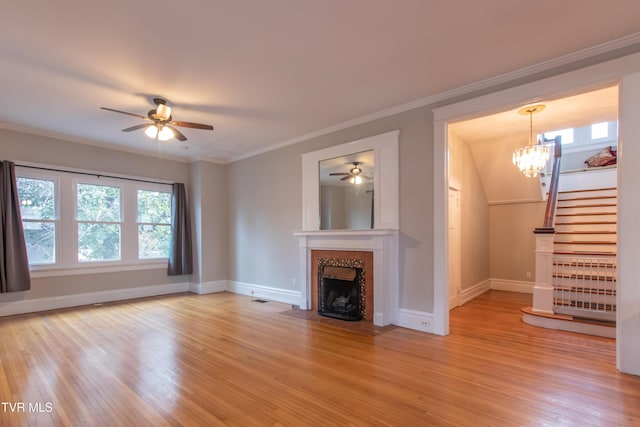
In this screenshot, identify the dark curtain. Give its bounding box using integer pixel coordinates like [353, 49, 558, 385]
[0, 161, 31, 292]
[168, 183, 193, 275]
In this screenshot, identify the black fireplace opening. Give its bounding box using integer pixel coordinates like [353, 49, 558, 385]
[318, 265, 364, 321]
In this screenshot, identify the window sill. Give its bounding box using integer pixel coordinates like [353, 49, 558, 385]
[30, 261, 168, 278]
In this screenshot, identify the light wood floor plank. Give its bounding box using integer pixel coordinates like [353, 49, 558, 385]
[0, 290, 638, 426]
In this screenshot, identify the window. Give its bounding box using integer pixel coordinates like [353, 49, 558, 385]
[16, 166, 172, 273]
[76, 183, 122, 262]
[591, 122, 609, 139]
[543, 127, 574, 144]
[17, 177, 57, 265]
[137, 190, 171, 259]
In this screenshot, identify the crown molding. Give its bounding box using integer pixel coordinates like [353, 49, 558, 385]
[229, 32, 640, 163]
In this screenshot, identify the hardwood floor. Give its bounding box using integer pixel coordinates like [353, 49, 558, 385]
[0, 290, 638, 426]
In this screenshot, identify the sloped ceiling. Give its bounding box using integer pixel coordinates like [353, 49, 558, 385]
[1, 1, 639, 162]
[449, 86, 619, 203]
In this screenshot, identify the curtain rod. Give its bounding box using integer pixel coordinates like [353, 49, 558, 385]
[16, 164, 174, 186]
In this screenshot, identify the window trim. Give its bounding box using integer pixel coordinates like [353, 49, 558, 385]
[16, 166, 173, 276]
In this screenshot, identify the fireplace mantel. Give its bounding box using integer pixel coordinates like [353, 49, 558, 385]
[294, 229, 398, 326]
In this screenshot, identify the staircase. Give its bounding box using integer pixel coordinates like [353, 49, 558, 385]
[552, 187, 617, 322]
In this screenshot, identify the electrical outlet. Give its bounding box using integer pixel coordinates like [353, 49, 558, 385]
[251, 290, 254, 296]
[526, 271, 532, 279]
[421, 320, 430, 327]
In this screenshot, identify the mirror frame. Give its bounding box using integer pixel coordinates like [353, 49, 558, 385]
[301, 130, 399, 231]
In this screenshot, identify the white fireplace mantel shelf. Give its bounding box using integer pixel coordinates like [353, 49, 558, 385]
[295, 229, 398, 326]
[294, 229, 397, 237]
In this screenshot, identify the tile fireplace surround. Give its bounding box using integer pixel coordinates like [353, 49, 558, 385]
[294, 230, 398, 326]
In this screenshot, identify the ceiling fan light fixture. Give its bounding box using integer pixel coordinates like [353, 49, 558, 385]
[144, 125, 159, 139]
[157, 126, 174, 141]
[156, 103, 171, 121]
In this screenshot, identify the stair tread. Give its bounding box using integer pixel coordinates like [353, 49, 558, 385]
[557, 195, 616, 202]
[555, 231, 616, 234]
[558, 187, 617, 194]
[556, 212, 616, 217]
[557, 203, 617, 208]
[554, 250, 617, 256]
[520, 307, 616, 326]
[553, 240, 617, 245]
[554, 221, 616, 225]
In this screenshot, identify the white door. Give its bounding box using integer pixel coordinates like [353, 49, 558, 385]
[448, 186, 461, 309]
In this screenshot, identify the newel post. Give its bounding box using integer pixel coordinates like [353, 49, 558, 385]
[532, 228, 555, 314]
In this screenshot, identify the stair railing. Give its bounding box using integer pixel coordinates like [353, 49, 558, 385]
[542, 136, 562, 229]
[532, 136, 562, 314]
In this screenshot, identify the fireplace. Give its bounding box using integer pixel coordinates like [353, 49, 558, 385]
[295, 230, 398, 326]
[318, 263, 365, 321]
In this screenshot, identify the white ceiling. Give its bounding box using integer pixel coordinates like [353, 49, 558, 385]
[1, 1, 639, 163]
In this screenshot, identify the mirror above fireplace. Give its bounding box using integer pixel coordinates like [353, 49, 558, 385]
[301, 130, 399, 231]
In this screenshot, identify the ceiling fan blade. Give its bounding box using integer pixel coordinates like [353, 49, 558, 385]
[168, 126, 187, 142]
[329, 173, 350, 176]
[101, 107, 149, 120]
[121, 123, 150, 132]
[169, 120, 214, 130]
[341, 175, 351, 181]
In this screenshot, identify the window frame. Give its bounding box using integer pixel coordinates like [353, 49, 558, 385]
[15, 166, 173, 277]
[135, 186, 173, 260]
[16, 170, 60, 267]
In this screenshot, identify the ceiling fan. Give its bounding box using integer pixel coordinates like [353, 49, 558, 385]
[101, 98, 213, 142]
[329, 162, 371, 184]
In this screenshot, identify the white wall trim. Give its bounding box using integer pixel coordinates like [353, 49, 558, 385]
[226, 281, 302, 306]
[395, 308, 434, 333]
[461, 279, 491, 305]
[490, 278, 535, 294]
[189, 280, 228, 295]
[0, 282, 189, 317]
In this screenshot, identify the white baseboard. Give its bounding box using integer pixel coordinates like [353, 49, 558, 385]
[460, 279, 491, 305]
[395, 308, 434, 333]
[226, 281, 302, 306]
[490, 278, 534, 294]
[0, 282, 189, 317]
[189, 280, 227, 295]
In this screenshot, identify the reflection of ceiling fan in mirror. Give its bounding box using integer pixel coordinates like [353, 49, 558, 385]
[329, 162, 371, 184]
[101, 98, 214, 142]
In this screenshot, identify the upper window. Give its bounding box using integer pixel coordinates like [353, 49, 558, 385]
[591, 122, 609, 139]
[17, 177, 57, 265]
[137, 190, 171, 259]
[543, 128, 574, 145]
[76, 183, 122, 262]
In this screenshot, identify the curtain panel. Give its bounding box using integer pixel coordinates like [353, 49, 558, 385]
[0, 161, 31, 292]
[168, 183, 193, 276]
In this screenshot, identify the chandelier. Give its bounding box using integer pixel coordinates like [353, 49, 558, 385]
[512, 104, 550, 178]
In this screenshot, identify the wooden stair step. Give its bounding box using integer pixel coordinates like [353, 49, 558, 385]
[520, 306, 616, 327]
[557, 195, 616, 202]
[558, 187, 617, 194]
[557, 203, 616, 209]
[555, 241, 616, 245]
[556, 212, 616, 217]
[554, 250, 617, 256]
[554, 221, 616, 225]
[555, 231, 616, 235]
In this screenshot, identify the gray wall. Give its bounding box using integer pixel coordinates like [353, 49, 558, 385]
[190, 160, 228, 283]
[228, 106, 433, 311]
